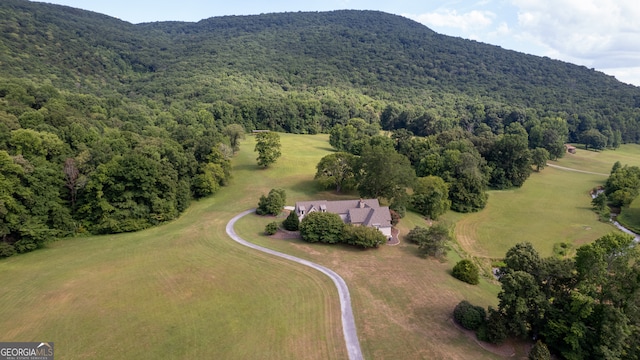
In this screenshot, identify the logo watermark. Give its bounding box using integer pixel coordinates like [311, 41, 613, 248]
[0, 342, 53, 360]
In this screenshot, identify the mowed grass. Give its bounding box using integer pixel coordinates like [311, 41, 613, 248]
[618, 195, 640, 234]
[0, 133, 506, 360]
[452, 145, 640, 259]
[0, 134, 347, 360]
[551, 144, 640, 173]
[235, 212, 503, 360]
[587, 144, 640, 234]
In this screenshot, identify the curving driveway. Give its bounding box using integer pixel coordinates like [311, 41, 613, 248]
[226, 209, 364, 360]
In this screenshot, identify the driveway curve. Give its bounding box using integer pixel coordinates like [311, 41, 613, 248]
[226, 209, 364, 360]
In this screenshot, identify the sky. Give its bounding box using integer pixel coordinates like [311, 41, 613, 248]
[36, 0, 640, 87]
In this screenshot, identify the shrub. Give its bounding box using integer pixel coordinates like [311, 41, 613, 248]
[264, 221, 278, 235]
[256, 188, 286, 216]
[299, 212, 344, 244]
[406, 226, 429, 244]
[0, 242, 16, 258]
[529, 340, 551, 360]
[406, 224, 450, 258]
[452, 259, 480, 285]
[552, 242, 572, 257]
[282, 210, 299, 231]
[453, 300, 486, 331]
[389, 209, 401, 226]
[343, 225, 386, 248]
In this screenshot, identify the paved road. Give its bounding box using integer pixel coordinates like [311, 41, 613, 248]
[226, 209, 364, 360]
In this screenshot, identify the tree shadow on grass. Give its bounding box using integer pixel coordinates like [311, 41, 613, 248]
[398, 242, 423, 258]
[289, 179, 323, 197]
[233, 163, 263, 172]
[314, 146, 337, 153]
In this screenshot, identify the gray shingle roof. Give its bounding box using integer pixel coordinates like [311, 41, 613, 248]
[294, 198, 391, 228]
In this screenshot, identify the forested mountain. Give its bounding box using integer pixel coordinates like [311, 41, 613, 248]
[2, 0, 640, 257]
[2, 0, 640, 136]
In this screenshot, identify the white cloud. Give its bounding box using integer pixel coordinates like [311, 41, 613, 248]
[511, 0, 640, 70]
[406, 9, 495, 33]
[603, 67, 640, 87]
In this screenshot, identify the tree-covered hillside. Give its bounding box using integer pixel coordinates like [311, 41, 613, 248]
[2, 0, 640, 257]
[2, 1, 640, 135]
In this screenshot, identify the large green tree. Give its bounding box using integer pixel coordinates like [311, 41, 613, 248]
[405, 224, 451, 258]
[356, 144, 416, 202]
[605, 164, 640, 207]
[78, 153, 180, 234]
[411, 175, 451, 220]
[224, 124, 245, 154]
[477, 235, 640, 359]
[254, 132, 282, 167]
[314, 152, 356, 192]
[487, 123, 532, 188]
[256, 188, 286, 216]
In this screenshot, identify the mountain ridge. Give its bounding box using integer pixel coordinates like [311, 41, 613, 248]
[1, 0, 639, 137]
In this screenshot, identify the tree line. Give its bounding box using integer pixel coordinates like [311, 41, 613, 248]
[0, 79, 244, 258]
[318, 115, 565, 218]
[456, 236, 639, 360]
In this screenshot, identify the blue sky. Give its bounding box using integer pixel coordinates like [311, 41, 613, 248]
[36, 0, 640, 86]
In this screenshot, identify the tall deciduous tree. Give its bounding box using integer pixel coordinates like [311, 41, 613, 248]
[605, 164, 640, 207]
[224, 124, 245, 154]
[314, 152, 356, 192]
[411, 175, 451, 220]
[487, 122, 532, 189]
[254, 131, 281, 167]
[356, 144, 415, 202]
[531, 147, 549, 172]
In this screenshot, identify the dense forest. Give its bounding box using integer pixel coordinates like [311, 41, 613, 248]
[2, 0, 640, 258]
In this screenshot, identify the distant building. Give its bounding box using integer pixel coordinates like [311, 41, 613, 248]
[294, 199, 392, 238]
[566, 144, 577, 154]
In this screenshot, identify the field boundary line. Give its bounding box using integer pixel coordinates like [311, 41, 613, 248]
[226, 209, 363, 360]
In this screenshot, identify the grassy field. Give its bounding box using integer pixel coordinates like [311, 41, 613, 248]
[618, 196, 640, 234]
[551, 144, 640, 173]
[0, 134, 347, 360]
[0, 133, 505, 360]
[451, 144, 640, 259]
[594, 145, 640, 234]
[4, 135, 639, 359]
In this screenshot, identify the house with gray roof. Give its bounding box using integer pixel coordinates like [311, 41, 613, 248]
[294, 199, 392, 238]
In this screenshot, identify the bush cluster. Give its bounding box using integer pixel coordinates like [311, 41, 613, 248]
[256, 188, 286, 216]
[453, 300, 486, 331]
[299, 211, 385, 249]
[282, 211, 299, 231]
[452, 259, 480, 285]
[264, 221, 278, 235]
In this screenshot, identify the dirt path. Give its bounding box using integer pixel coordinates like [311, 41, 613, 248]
[547, 163, 609, 176]
[226, 209, 363, 360]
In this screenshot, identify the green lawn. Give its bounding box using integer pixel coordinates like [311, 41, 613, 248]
[451, 145, 640, 259]
[0, 134, 346, 360]
[618, 195, 640, 234]
[0, 133, 504, 360]
[549, 144, 640, 174]
[5, 135, 639, 359]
